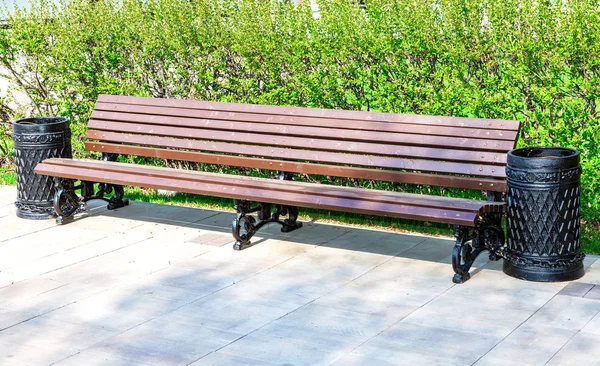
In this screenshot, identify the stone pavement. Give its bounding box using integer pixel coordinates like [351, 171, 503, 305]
[0, 185, 599, 366]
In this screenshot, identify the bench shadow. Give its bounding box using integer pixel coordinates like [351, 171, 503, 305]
[89, 199, 499, 275]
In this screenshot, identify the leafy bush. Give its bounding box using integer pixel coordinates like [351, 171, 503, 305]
[0, 0, 598, 229]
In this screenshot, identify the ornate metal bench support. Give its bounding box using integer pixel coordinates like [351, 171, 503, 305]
[232, 171, 303, 250]
[52, 153, 129, 224]
[53, 178, 86, 225]
[452, 192, 505, 283]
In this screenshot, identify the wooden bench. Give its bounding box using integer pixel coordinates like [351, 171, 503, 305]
[35, 95, 520, 283]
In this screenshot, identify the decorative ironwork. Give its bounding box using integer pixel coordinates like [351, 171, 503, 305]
[52, 153, 129, 224]
[452, 214, 505, 284]
[13, 116, 71, 220]
[452, 192, 505, 284]
[232, 171, 303, 250]
[504, 147, 584, 282]
[53, 178, 86, 224]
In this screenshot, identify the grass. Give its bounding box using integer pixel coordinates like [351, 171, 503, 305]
[0, 168, 15, 185]
[582, 224, 600, 255]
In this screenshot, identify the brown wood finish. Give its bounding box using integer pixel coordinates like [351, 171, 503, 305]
[85, 142, 507, 191]
[43, 158, 505, 214]
[91, 109, 519, 142]
[89, 108, 515, 152]
[35, 161, 480, 226]
[86, 119, 508, 163]
[85, 130, 505, 178]
[97, 94, 521, 131]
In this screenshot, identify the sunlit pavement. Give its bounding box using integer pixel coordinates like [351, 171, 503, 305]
[1, 185, 599, 366]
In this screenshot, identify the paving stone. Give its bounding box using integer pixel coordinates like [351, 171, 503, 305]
[54, 350, 153, 366]
[446, 270, 564, 311]
[547, 331, 600, 366]
[161, 294, 299, 334]
[402, 289, 536, 337]
[350, 322, 501, 366]
[87, 317, 242, 366]
[474, 357, 534, 366]
[278, 221, 350, 245]
[525, 295, 600, 331]
[583, 285, 600, 301]
[479, 324, 576, 365]
[0, 231, 150, 287]
[0, 214, 55, 242]
[185, 232, 234, 247]
[253, 303, 392, 351]
[400, 237, 455, 262]
[559, 282, 595, 297]
[0, 277, 65, 307]
[329, 354, 403, 366]
[313, 280, 431, 320]
[45, 287, 188, 331]
[211, 249, 387, 306]
[1, 186, 600, 365]
[581, 311, 600, 335]
[312, 262, 448, 320]
[189, 352, 279, 366]
[218, 333, 348, 366]
[577, 259, 600, 285]
[0, 281, 111, 330]
[0, 340, 78, 366]
[0, 316, 117, 351]
[104, 201, 219, 224]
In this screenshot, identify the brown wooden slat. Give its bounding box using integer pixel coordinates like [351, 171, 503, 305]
[91, 107, 515, 153]
[97, 94, 521, 131]
[85, 130, 506, 178]
[87, 119, 510, 166]
[90, 111, 511, 162]
[87, 118, 508, 164]
[85, 142, 507, 192]
[43, 158, 505, 214]
[91, 109, 518, 142]
[34, 161, 478, 226]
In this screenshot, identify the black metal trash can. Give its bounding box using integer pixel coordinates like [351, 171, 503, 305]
[13, 116, 71, 220]
[504, 147, 585, 281]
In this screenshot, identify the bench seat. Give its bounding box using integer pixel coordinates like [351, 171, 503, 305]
[36, 158, 505, 227]
[34, 94, 520, 283]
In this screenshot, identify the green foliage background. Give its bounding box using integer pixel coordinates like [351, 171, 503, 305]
[0, 0, 598, 231]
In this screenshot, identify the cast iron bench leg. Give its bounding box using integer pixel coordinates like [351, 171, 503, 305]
[452, 213, 505, 283]
[52, 153, 130, 224]
[232, 171, 303, 250]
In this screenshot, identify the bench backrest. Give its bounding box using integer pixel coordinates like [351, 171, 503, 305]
[85, 95, 520, 192]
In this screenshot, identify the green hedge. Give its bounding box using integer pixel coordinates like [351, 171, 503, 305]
[1, 0, 599, 227]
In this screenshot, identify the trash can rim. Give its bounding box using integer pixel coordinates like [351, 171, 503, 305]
[13, 116, 69, 126]
[508, 146, 579, 170]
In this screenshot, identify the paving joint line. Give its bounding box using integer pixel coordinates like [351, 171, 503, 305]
[187, 246, 409, 365]
[470, 288, 571, 365]
[544, 308, 600, 365]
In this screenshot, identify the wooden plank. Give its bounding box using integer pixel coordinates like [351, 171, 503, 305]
[97, 94, 521, 131]
[90, 109, 519, 142]
[43, 158, 505, 214]
[85, 142, 507, 191]
[85, 130, 506, 177]
[87, 119, 513, 158]
[90, 111, 513, 160]
[34, 161, 478, 226]
[90, 107, 515, 153]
